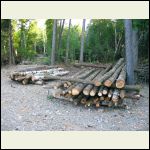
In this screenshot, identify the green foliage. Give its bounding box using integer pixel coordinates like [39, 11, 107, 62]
[45, 19, 53, 56]
[1, 19, 149, 65]
[85, 19, 124, 63]
[132, 19, 149, 62]
[1, 19, 10, 64]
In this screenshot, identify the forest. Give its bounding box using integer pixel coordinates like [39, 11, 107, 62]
[1, 19, 149, 66]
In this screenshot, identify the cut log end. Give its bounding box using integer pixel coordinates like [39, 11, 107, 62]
[116, 80, 125, 89]
[94, 80, 101, 87]
[98, 92, 102, 97]
[71, 89, 80, 96]
[104, 80, 112, 87]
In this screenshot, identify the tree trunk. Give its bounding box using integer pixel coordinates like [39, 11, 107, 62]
[58, 19, 65, 50]
[124, 19, 134, 84]
[43, 31, 46, 54]
[65, 19, 71, 64]
[132, 29, 138, 69]
[51, 19, 57, 65]
[9, 20, 15, 65]
[79, 19, 86, 63]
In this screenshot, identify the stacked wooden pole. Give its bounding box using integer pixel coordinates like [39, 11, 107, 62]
[10, 66, 69, 85]
[50, 58, 141, 108]
[9, 59, 141, 109]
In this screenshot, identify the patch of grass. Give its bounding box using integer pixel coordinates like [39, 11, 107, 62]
[47, 95, 53, 100]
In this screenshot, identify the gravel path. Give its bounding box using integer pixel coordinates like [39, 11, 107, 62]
[1, 65, 149, 131]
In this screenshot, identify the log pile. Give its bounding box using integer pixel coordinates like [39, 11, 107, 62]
[48, 58, 141, 108]
[9, 58, 142, 109]
[10, 66, 70, 85]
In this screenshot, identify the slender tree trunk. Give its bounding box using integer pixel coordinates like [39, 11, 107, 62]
[115, 22, 117, 55]
[9, 20, 15, 65]
[58, 19, 65, 50]
[34, 41, 36, 52]
[124, 19, 134, 84]
[51, 19, 57, 65]
[65, 19, 71, 64]
[80, 19, 86, 63]
[43, 31, 46, 54]
[132, 29, 138, 69]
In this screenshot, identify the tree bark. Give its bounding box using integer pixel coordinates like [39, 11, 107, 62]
[81, 96, 89, 104]
[73, 63, 108, 68]
[58, 19, 65, 50]
[79, 19, 86, 63]
[102, 87, 109, 95]
[108, 89, 113, 98]
[124, 19, 134, 84]
[73, 94, 84, 105]
[83, 84, 94, 96]
[65, 19, 71, 64]
[93, 64, 112, 84]
[98, 86, 104, 96]
[71, 69, 99, 95]
[51, 19, 57, 65]
[9, 20, 15, 65]
[132, 29, 138, 69]
[111, 89, 120, 106]
[94, 58, 124, 86]
[42, 75, 141, 92]
[90, 86, 98, 96]
[104, 63, 124, 87]
[116, 65, 126, 88]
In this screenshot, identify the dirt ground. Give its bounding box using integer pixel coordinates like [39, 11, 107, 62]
[1, 64, 149, 131]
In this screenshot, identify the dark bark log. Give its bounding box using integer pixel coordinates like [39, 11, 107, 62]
[73, 94, 84, 105]
[98, 86, 104, 97]
[102, 87, 109, 95]
[81, 96, 89, 104]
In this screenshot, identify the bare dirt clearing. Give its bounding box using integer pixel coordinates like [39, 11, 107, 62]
[1, 65, 149, 131]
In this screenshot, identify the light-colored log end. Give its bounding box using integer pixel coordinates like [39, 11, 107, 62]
[116, 80, 125, 89]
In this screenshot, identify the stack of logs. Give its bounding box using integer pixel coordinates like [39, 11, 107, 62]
[47, 58, 141, 108]
[10, 66, 69, 85]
